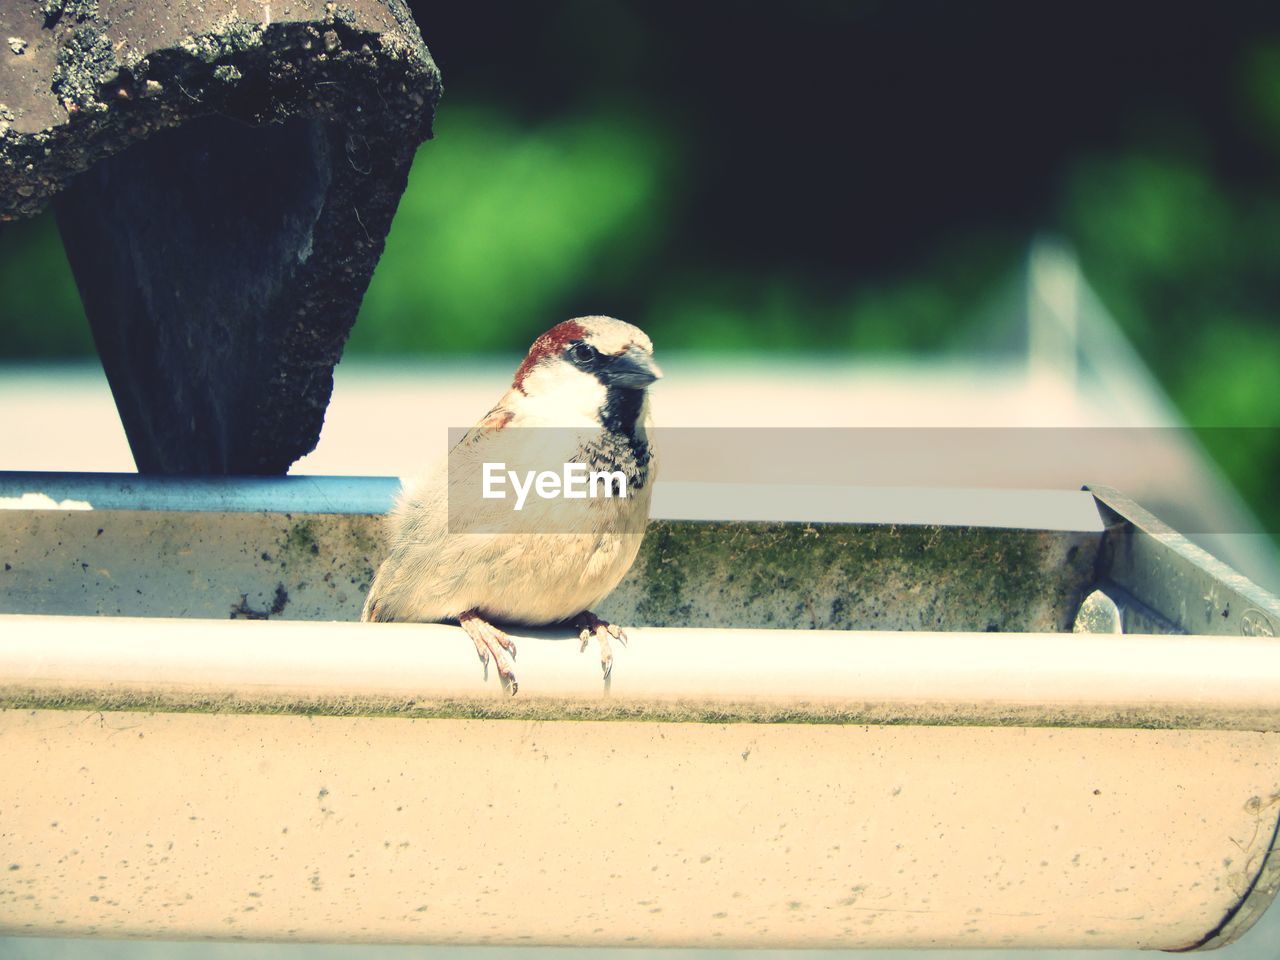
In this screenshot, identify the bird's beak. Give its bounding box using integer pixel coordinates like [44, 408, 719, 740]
[605, 345, 663, 388]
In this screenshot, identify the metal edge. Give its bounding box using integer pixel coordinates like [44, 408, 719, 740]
[0, 472, 1106, 531]
[1086, 484, 1280, 638]
[7, 616, 1280, 730]
[1086, 484, 1280, 949]
[1174, 800, 1280, 951]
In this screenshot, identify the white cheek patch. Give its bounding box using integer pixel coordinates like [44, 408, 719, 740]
[519, 361, 609, 426]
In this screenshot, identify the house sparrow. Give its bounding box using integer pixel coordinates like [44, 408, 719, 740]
[362, 316, 661, 694]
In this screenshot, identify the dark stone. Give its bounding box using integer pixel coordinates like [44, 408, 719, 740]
[0, 0, 441, 473]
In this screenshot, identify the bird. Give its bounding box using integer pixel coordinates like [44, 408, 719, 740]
[361, 316, 661, 694]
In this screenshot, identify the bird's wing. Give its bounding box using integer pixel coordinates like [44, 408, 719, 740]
[451, 398, 515, 452]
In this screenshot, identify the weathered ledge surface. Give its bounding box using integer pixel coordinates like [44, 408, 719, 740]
[0, 0, 441, 473]
[0, 475, 1105, 631]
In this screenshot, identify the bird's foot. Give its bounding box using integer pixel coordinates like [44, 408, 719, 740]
[573, 610, 626, 680]
[459, 610, 518, 695]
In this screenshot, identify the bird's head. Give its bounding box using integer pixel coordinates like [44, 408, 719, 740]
[511, 316, 661, 432]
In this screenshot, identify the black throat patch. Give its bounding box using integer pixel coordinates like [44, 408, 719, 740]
[589, 386, 652, 490]
[601, 384, 645, 439]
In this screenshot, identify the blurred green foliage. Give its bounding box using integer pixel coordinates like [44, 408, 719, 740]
[1057, 37, 1280, 531]
[2, 92, 1277, 394]
[0, 215, 93, 357]
[349, 106, 672, 353]
[351, 105, 1021, 358]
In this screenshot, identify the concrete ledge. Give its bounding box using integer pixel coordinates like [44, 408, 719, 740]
[0, 473, 1103, 631]
[0, 2, 441, 473]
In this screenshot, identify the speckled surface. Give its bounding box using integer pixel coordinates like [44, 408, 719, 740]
[0, 0, 437, 214]
[1, 713, 1277, 948]
[0, 507, 1101, 632]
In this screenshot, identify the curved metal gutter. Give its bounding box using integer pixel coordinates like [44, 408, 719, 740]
[3, 615, 1280, 727]
[4, 475, 1280, 948]
[3, 615, 1280, 948]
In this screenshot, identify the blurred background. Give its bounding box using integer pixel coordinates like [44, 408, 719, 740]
[2, 1, 1278, 533]
[0, 1, 1277, 475]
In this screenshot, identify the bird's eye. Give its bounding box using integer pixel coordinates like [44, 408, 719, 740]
[571, 342, 597, 364]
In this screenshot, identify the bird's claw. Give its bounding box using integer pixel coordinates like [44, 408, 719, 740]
[459, 610, 518, 695]
[574, 611, 627, 680]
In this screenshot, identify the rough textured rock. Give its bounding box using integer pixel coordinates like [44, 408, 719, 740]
[0, 0, 441, 473]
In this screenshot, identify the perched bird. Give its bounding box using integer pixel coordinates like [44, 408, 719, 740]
[362, 316, 661, 694]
